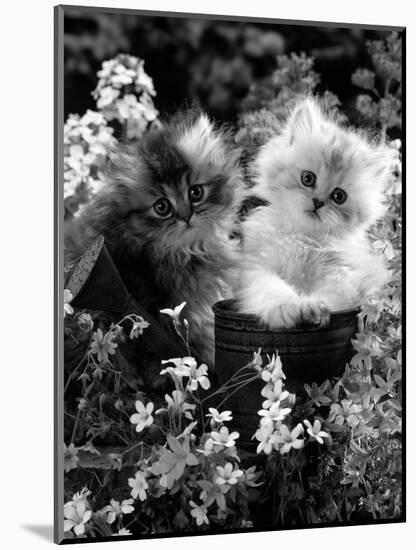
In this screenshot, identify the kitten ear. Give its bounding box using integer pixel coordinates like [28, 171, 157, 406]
[287, 98, 324, 144]
[106, 143, 145, 187]
[176, 112, 226, 166]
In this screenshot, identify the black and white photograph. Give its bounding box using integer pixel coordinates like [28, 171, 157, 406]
[56, 4, 403, 543]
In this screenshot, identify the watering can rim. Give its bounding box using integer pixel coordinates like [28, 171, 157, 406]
[213, 298, 360, 333]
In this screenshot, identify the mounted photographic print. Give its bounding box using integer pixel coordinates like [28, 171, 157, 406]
[54, 4, 405, 543]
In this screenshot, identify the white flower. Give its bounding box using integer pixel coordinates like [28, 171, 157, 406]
[116, 94, 142, 119]
[128, 471, 148, 501]
[187, 362, 210, 392]
[258, 401, 292, 427]
[276, 423, 304, 454]
[97, 59, 118, 79]
[254, 423, 279, 455]
[250, 348, 263, 371]
[129, 316, 150, 339]
[160, 357, 192, 379]
[101, 498, 134, 524]
[261, 380, 290, 409]
[64, 442, 79, 473]
[64, 289, 74, 317]
[190, 501, 209, 526]
[261, 353, 286, 384]
[135, 63, 156, 95]
[63, 110, 115, 211]
[207, 408, 232, 424]
[81, 110, 107, 126]
[77, 313, 94, 332]
[210, 426, 239, 448]
[130, 400, 154, 432]
[90, 328, 118, 363]
[160, 302, 186, 325]
[70, 488, 91, 505]
[110, 63, 136, 87]
[215, 462, 244, 486]
[197, 436, 216, 456]
[304, 419, 330, 444]
[157, 390, 195, 420]
[96, 86, 120, 109]
[161, 357, 210, 391]
[64, 500, 91, 536]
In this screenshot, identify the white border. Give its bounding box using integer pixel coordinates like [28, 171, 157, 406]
[1, 0, 413, 548]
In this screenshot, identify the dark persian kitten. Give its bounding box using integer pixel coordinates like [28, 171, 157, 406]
[65, 112, 244, 364]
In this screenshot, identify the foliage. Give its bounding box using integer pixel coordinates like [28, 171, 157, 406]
[63, 30, 402, 538]
[64, 55, 159, 219]
[352, 32, 402, 134]
[63, 305, 264, 538]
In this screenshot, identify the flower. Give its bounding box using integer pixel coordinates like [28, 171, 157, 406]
[207, 408, 232, 424]
[150, 434, 199, 489]
[261, 380, 290, 409]
[64, 442, 79, 473]
[90, 328, 118, 363]
[101, 498, 134, 524]
[64, 289, 74, 317]
[128, 471, 148, 501]
[129, 316, 150, 339]
[64, 500, 92, 536]
[215, 462, 244, 487]
[71, 488, 91, 505]
[258, 401, 292, 427]
[63, 110, 115, 209]
[130, 400, 154, 432]
[158, 390, 195, 420]
[261, 353, 286, 384]
[210, 426, 240, 448]
[160, 357, 210, 391]
[328, 400, 362, 427]
[254, 423, 279, 455]
[160, 357, 193, 379]
[111, 63, 136, 86]
[187, 361, 210, 391]
[96, 86, 120, 109]
[250, 348, 263, 371]
[276, 423, 304, 454]
[304, 419, 330, 444]
[77, 313, 93, 332]
[198, 436, 216, 456]
[160, 302, 186, 326]
[190, 501, 209, 526]
[304, 381, 332, 407]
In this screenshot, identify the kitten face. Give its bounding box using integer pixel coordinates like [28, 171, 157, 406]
[103, 112, 243, 259]
[254, 98, 391, 238]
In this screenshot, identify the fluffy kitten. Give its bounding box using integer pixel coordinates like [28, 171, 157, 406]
[65, 111, 244, 363]
[237, 98, 391, 328]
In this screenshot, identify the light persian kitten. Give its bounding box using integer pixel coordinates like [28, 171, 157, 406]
[237, 98, 391, 328]
[65, 111, 244, 364]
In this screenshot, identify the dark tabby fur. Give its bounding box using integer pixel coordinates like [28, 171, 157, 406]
[65, 111, 244, 364]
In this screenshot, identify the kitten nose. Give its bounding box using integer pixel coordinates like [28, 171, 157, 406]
[312, 198, 325, 211]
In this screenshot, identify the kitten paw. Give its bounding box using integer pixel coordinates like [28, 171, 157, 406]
[263, 300, 302, 329]
[300, 298, 330, 327]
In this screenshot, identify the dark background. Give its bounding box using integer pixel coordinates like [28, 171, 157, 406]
[64, 10, 390, 123]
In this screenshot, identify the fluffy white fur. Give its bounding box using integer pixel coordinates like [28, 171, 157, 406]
[237, 98, 392, 328]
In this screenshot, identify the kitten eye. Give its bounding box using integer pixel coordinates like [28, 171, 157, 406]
[330, 187, 348, 205]
[188, 184, 205, 204]
[301, 170, 316, 187]
[153, 198, 172, 218]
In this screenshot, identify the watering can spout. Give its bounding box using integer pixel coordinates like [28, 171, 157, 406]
[65, 235, 189, 360]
